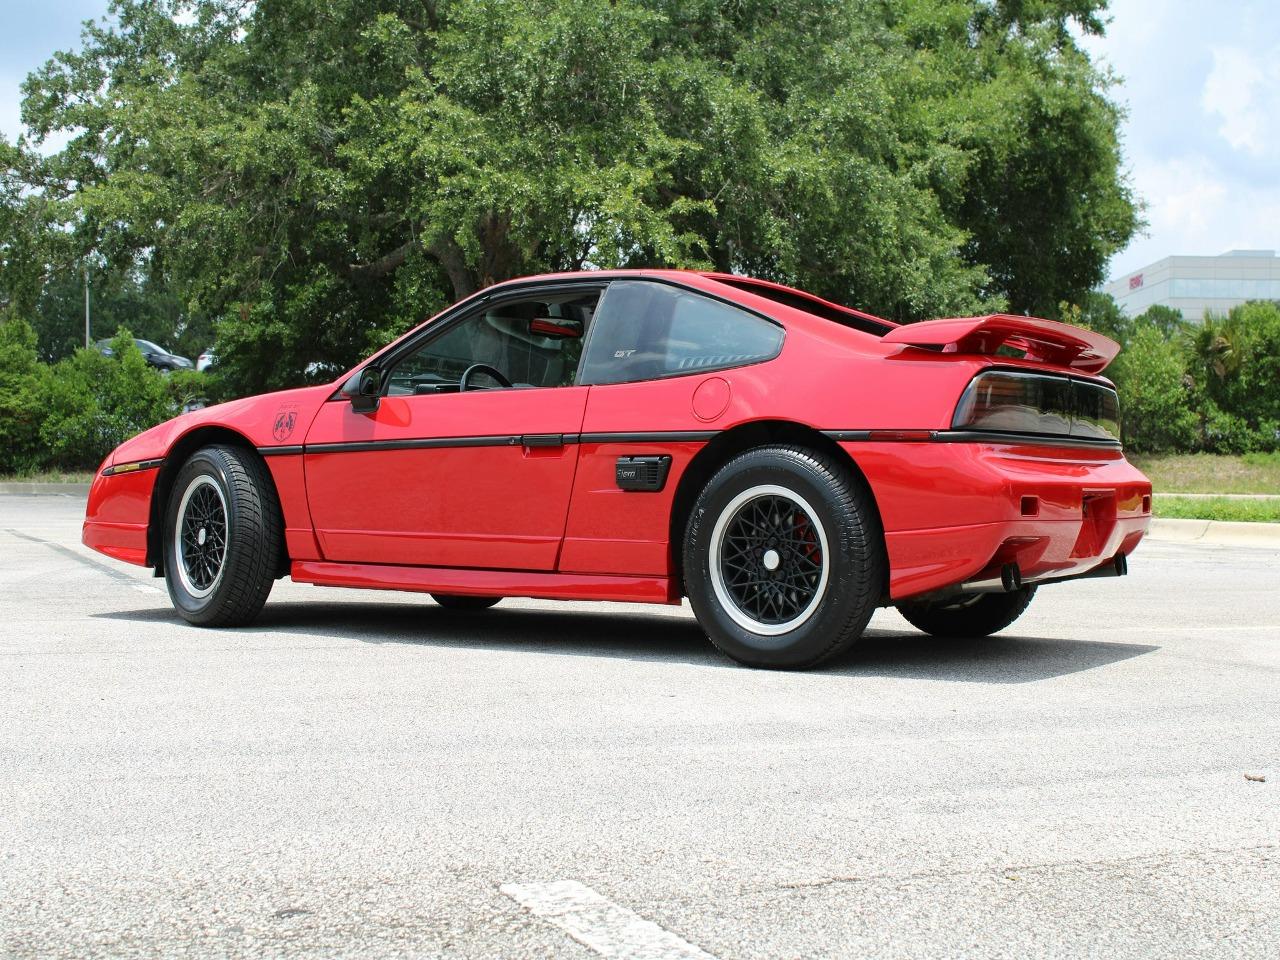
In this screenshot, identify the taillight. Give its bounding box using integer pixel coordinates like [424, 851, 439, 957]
[953, 371, 1120, 442]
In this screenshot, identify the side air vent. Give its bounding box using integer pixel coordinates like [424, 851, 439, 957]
[616, 455, 673, 492]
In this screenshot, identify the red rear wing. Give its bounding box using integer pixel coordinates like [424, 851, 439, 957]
[882, 314, 1120, 375]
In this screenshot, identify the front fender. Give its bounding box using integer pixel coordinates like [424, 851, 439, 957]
[84, 384, 334, 568]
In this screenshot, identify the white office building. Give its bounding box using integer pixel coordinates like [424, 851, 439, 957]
[1103, 250, 1280, 321]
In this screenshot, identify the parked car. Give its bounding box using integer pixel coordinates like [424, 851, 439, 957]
[83, 270, 1151, 668]
[196, 348, 216, 372]
[96, 338, 194, 372]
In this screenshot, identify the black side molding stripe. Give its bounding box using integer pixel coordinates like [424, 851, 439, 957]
[303, 435, 520, 454]
[578, 431, 718, 444]
[930, 430, 1122, 449]
[821, 429, 1121, 449]
[102, 458, 164, 476]
[256, 430, 720, 456]
[259, 428, 1117, 456]
[254, 427, 1116, 458]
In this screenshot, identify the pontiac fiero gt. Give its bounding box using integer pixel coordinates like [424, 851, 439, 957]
[84, 270, 1150, 668]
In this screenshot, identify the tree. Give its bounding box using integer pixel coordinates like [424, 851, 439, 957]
[9, 0, 1139, 395]
[1182, 302, 1280, 452]
[1105, 324, 1197, 453]
[1134, 304, 1186, 340]
[30, 265, 197, 363]
[888, 0, 1141, 316]
[1059, 290, 1131, 345]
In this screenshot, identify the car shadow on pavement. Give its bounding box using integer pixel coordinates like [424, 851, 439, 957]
[95, 601, 1158, 684]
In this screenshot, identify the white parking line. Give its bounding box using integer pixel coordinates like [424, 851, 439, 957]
[5, 528, 164, 595]
[501, 880, 718, 960]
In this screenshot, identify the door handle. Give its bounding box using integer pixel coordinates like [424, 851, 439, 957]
[520, 434, 564, 448]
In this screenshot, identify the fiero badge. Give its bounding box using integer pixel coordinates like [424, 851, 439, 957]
[272, 405, 299, 442]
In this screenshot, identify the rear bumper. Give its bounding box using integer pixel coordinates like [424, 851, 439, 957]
[82, 465, 158, 567]
[844, 440, 1151, 601]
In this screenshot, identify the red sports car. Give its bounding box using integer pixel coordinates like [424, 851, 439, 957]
[83, 270, 1151, 668]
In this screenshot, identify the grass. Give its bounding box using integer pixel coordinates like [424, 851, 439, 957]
[1129, 452, 1280, 495]
[0, 470, 95, 484]
[1154, 496, 1280, 524]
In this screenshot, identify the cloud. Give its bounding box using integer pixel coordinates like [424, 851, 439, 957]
[1202, 46, 1280, 157]
[1142, 157, 1228, 237]
[1080, 0, 1280, 279]
[1115, 153, 1280, 270]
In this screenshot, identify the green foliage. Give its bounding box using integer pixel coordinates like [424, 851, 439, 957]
[38, 329, 178, 470]
[31, 267, 194, 364]
[0, 316, 49, 473]
[6, 0, 1139, 395]
[1188, 302, 1280, 435]
[164, 367, 217, 410]
[1060, 291, 1132, 344]
[894, 0, 1140, 315]
[1100, 299, 1280, 455]
[1134, 304, 1185, 340]
[1107, 324, 1198, 454]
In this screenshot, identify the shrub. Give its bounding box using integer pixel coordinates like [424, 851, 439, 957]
[1183, 302, 1280, 453]
[38, 329, 177, 470]
[0, 317, 50, 474]
[164, 368, 215, 411]
[1107, 325, 1198, 453]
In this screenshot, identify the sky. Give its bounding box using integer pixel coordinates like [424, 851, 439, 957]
[2, 0, 1277, 283]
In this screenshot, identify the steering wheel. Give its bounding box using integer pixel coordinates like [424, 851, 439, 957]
[459, 362, 513, 392]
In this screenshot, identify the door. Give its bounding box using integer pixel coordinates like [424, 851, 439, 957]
[304, 286, 601, 570]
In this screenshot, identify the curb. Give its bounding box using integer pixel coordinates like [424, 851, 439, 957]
[0, 482, 91, 496]
[1147, 517, 1280, 547]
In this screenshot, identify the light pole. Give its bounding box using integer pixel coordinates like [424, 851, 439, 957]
[84, 263, 91, 349]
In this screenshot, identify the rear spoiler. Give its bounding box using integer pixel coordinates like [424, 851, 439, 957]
[881, 314, 1119, 375]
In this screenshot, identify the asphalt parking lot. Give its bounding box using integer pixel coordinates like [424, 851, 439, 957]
[2, 493, 1277, 959]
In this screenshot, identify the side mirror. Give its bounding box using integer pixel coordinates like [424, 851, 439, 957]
[530, 317, 583, 339]
[342, 367, 382, 413]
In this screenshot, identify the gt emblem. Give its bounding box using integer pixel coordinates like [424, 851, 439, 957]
[272, 408, 298, 442]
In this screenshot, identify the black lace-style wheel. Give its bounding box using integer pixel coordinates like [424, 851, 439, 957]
[895, 587, 1037, 638]
[431, 594, 502, 611]
[684, 445, 885, 669]
[163, 445, 282, 626]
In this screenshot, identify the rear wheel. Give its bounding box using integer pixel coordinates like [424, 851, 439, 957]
[683, 445, 885, 669]
[163, 445, 282, 626]
[431, 594, 502, 611]
[895, 587, 1036, 638]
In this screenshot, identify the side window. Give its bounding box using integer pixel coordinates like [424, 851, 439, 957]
[386, 290, 599, 396]
[579, 280, 783, 386]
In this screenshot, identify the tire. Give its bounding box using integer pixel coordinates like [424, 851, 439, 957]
[683, 445, 885, 669]
[895, 587, 1036, 638]
[163, 445, 282, 626]
[431, 594, 502, 611]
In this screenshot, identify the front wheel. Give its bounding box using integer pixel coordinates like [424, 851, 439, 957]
[895, 587, 1036, 638]
[683, 445, 885, 669]
[164, 445, 282, 626]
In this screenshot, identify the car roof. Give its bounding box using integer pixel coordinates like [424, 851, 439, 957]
[483, 268, 896, 336]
